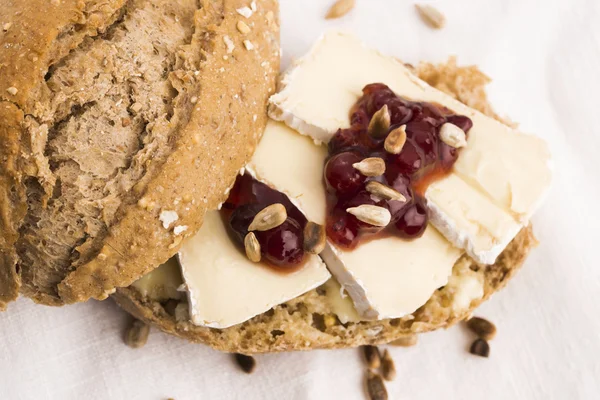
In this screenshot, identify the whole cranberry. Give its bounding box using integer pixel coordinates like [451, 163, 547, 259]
[394, 197, 428, 239]
[445, 115, 473, 133]
[255, 219, 305, 268]
[326, 209, 360, 249]
[405, 121, 437, 165]
[324, 152, 366, 197]
[229, 203, 263, 244]
[389, 139, 424, 175]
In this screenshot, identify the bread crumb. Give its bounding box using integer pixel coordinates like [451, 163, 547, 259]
[6, 86, 18, 95]
[236, 6, 253, 18]
[243, 40, 254, 51]
[173, 225, 188, 235]
[223, 35, 235, 53]
[250, 1, 257, 12]
[159, 210, 179, 229]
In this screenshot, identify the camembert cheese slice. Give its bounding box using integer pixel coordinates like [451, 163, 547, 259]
[179, 211, 330, 329]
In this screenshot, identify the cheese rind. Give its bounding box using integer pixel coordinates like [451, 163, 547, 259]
[269, 31, 551, 264]
[179, 211, 330, 329]
[321, 226, 462, 320]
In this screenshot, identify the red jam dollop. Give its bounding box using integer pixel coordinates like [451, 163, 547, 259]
[324, 83, 473, 249]
[222, 174, 308, 270]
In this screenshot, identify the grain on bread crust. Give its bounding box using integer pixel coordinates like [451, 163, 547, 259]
[0, 0, 280, 306]
[113, 59, 540, 353]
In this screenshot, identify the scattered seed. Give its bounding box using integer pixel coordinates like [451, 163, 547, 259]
[243, 39, 254, 51]
[366, 181, 406, 202]
[248, 203, 287, 231]
[381, 349, 396, 381]
[303, 221, 326, 254]
[439, 122, 467, 148]
[325, 0, 356, 20]
[236, 6, 253, 18]
[347, 205, 391, 227]
[365, 370, 388, 400]
[415, 4, 446, 29]
[384, 125, 407, 154]
[388, 334, 418, 347]
[6, 86, 18, 96]
[125, 320, 150, 349]
[223, 35, 235, 53]
[352, 157, 386, 177]
[361, 345, 381, 369]
[121, 117, 131, 127]
[244, 232, 261, 262]
[469, 338, 490, 358]
[466, 317, 497, 341]
[2, 22, 11, 31]
[237, 20, 251, 34]
[234, 353, 256, 373]
[368, 105, 391, 139]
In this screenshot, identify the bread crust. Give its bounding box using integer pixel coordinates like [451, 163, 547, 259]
[0, 0, 280, 306]
[113, 59, 540, 353]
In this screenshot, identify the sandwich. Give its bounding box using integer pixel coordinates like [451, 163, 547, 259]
[1, 2, 551, 356]
[115, 32, 551, 353]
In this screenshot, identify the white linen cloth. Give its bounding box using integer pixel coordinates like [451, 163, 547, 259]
[1, 1, 599, 399]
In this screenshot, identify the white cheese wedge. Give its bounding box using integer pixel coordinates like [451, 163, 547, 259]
[246, 120, 328, 224]
[253, 121, 462, 320]
[131, 258, 184, 301]
[321, 227, 461, 319]
[269, 31, 551, 264]
[179, 211, 330, 329]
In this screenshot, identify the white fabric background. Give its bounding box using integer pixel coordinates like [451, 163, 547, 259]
[1, 0, 599, 399]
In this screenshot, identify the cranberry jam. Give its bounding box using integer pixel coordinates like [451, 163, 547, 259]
[324, 83, 473, 249]
[222, 174, 309, 270]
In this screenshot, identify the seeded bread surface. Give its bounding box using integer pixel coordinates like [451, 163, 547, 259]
[113, 59, 539, 353]
[0, 0, 280, 308]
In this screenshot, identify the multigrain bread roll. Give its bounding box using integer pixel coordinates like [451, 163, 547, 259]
[112, 59, 538, 353]
[0, 0, 280, 308]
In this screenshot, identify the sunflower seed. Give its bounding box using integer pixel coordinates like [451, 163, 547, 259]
[347, 205, 391, 227]
[439, 123, 467, 148]
[303, 221, 326, 254]
[125, 320, 149, 348]
[366, 370, 388, 400]
[469, 338, 490, 358]
[384, 125, 407, 154]
[361, 345, 381, 369]
[325, 0, 356, 20]
[248, 203, 287, 231]
[244, 232, 261, 262]
[381, 349, 396, 381]
[352, 157, 386, 177]
[388, 334, 418, 347]
[234, 353, 256, 373]
[466, 317, 497, 341]
[366, 181, 406, 202]
[415, 4, 446, 29]
[368, 105, 391, 139]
